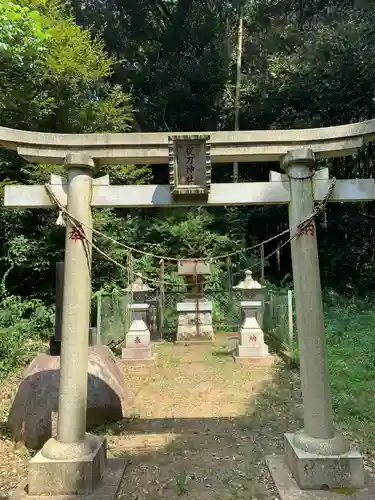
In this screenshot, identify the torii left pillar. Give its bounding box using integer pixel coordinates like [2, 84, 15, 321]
[12, 153, 125, 498]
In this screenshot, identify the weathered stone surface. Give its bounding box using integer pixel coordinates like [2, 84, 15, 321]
[11, 458, 126, 500]
[0, 120, 373, 166]
[177, 324, 214, 340]
[176, 301, 214, 341]
[284, 433, 365, 490]
[266, 455, 373, 500]
[122, 346, 153, 360]
[237, 344, 269, 358]
[28, 435, 106, 495]
[178, 312, 212, 326]
[177, 313, 214, 340]
[8, 345, 129, 450]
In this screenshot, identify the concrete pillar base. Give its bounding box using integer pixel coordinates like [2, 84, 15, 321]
[122, 345, 156, 363]
[290, 429, 350, 455]
[11, 458, 126, 500]
[28, 434, 106, 496]
[266, 455, 372, 500]
[284, 432, 365, 490]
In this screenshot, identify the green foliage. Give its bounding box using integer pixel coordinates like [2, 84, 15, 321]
[0, 295, 54, 378]
[92, 206, 246, 292]
[0, 0, 49, 68]
[0, 0, 133, 300]
[0, 0, 132, 132]
[42, 0, 112, 83]
[277, 291, 375, 447]
[68, 0, 375, 291]
[324, 295, 375, 446]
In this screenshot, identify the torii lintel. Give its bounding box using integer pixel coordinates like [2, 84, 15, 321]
[4, 173, 375, 208]
[0, 118, 375, 164]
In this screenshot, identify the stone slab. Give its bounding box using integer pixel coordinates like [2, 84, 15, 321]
[122, 345, 156, 363]
[234, 354, 277, 366]
[127, 303, 150, 311]
[28, 436, 106, 495]
[237, 344, 270, 357]
[121, 355, 157, 365]
[266, 455, 374, 500]
[8, 346, 129, 450]
[177, 260, 211, 275]
[240, 300, 263, 308]
[285, 433, 365, 490]
[122, 345, 152, 358]
[176, 301, 213, 312]
[175, 340, 214, 345]
[177, 316, 213, 326]
[11, 458, 127, 500]
[177, 329, 214, 342]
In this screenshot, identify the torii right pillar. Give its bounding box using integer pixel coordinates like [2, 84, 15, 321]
[271, 149, 365, 492]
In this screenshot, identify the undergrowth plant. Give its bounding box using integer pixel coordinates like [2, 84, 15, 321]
[323, 293, 375, 448]
[0, 294, 54, 378]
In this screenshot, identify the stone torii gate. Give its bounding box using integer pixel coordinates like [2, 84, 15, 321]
[2, 121, 375, 499]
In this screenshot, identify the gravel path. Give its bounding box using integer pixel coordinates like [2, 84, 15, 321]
[0, 339, 305, 499]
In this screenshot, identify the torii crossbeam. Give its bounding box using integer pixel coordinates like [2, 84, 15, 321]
[1, 123, 373, 499]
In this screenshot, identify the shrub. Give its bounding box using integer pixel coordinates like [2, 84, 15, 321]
[0, 294, 54, 378]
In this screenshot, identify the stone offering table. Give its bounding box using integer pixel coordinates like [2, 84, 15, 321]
[233, 270, 271, 360]
[176, 259, 214, 342]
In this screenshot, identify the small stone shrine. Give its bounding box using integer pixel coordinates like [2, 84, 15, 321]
[176, 260, 214, 342]
[233, 270, 270, 360]
[121, 275, 155, 362]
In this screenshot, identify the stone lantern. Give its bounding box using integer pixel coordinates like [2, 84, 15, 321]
[124, 275, 153, 324]
[176, 260, 214, 342]
[233, 269, 267, 328]
[233, 270, 270, 360]
[233, 269, 267, 299]
[122, 275, 155, 363]
[125, 275, 153, 303]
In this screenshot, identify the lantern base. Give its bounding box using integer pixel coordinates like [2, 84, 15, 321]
[237, 344, 270, 358]
[122, 346, 156, 364]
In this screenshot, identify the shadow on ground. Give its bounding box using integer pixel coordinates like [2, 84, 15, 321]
[1, 337, 303, 500]
[0, 421, 12, 440]
[99, 364, 304, 500]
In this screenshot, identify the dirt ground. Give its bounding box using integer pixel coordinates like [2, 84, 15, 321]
[0, 337, 305, 499]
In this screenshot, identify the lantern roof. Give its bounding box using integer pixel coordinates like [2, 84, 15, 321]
[233, 270, 264, 290]
[124, 275, 153, 293]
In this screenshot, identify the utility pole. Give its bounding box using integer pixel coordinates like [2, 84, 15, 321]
[233, 8, 244, 182]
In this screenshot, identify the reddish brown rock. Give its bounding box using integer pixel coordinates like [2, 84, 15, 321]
[7, 345, 129, 450]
